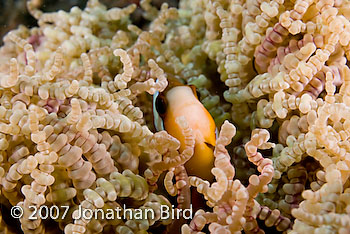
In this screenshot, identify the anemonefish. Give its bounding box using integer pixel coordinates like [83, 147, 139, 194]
[153, 79, 216, 181]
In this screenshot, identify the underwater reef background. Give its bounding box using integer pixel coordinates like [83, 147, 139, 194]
[0, 0, 178, 41]
[0, 0, 350, 233]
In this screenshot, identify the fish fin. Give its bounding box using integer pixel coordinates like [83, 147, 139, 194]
[204, 142, 215, 151]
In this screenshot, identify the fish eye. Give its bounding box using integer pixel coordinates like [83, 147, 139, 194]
[155, 95, 167, 115]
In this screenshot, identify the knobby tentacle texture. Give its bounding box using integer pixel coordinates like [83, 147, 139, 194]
[0, 0, 349, 233]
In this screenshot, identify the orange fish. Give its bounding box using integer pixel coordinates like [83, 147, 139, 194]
[153, 79, 216, 181]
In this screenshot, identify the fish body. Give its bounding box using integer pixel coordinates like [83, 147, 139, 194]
[153, 83, 216, 181]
